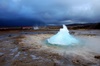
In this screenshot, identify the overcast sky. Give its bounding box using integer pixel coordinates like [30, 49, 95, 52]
[0, 0, 100, 25]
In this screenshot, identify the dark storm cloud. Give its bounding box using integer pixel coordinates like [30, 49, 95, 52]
[0, 0, 100, 23]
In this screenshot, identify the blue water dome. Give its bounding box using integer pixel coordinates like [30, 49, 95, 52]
[47, 25, 79, 45]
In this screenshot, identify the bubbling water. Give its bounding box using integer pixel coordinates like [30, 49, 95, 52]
[47, 25, 79, 45]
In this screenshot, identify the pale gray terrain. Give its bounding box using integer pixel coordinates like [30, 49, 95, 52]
[0, 30, 100, 66]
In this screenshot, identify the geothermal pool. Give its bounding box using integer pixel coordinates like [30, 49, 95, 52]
[23, 32, 100, 54]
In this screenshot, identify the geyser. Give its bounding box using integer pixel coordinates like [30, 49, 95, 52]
[47, 25, 79, 45]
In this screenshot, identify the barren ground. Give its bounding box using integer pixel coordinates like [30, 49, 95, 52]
[0, 29, 100, 66]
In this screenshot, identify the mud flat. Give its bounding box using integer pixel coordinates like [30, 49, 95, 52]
[0, 29, 100, 66]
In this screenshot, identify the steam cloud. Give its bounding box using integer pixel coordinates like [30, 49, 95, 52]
[0, 0, 100, 23]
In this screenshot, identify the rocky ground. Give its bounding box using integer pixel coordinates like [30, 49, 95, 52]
[0, 29, 100, 66]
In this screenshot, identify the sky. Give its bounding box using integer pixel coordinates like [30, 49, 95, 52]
[0, 0, 100, 26]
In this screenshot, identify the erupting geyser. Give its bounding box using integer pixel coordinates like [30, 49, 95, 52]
[47, 25, 79, 45]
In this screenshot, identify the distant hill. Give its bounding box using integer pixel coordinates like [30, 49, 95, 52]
[47, 22, 100, 29]
[67, 22, 100, 29]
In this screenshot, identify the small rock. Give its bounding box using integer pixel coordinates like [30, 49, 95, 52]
[0, 53, 4, 57]
[72, 59, 80, 64]
[94, 55, 100, 59]
[19, 47, 29, 51]
[8, 35, 12, 37]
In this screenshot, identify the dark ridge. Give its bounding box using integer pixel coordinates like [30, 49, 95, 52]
[67, 22, 100, 29]
[47, 22, 100, 30]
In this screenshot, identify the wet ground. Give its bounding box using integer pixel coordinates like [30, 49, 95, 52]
[0, 29, 100, 66]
